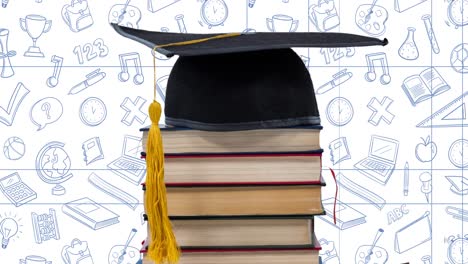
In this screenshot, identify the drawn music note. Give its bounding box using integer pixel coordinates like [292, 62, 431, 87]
[46, 55, 63, 88]
[118, 52, 144, 85]
[364, 52, 391, 85]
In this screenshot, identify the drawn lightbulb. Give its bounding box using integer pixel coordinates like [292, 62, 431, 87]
[0, 218, 18, 248]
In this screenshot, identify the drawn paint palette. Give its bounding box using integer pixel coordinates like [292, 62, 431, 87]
[355, 3, 388, 36]
[108, 245, 140, 264]
[355, 245, 388, 264]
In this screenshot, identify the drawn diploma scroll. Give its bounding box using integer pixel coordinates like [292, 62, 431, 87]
[0, 29, 15, 78]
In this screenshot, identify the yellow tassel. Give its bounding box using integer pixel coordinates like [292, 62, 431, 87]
[144, 32, 241, 264]
[145, 100, 180, 264]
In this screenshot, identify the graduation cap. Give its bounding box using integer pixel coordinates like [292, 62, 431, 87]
[111, 23, 388, 264]
[112, 24, 387, 130]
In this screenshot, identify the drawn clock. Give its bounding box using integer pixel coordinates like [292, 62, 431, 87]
[79, 97, 107, 126]
[448, 139, 468, 168]
[201, 0, 228, 29]
[448, 0, 468, 28]
[447, 235, 468, 264]
[326, 97, 354, 126]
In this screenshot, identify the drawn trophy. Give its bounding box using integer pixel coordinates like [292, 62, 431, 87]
[267, 14, 299, 32]
[20, 255, 52, 264]
[19, 15, 51, 57]
[0, 29, 15, 78]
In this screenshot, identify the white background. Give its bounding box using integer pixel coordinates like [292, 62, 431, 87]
[1, 0, 467, 263]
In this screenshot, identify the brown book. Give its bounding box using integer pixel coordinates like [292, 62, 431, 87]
[161, 153, 322, 186]
[144, 217, 315, 248]
[141, 125, 322, 154]
[153, 184, 324, 217]
[140, 236, 321, 264]
[174, 218, 314, 247]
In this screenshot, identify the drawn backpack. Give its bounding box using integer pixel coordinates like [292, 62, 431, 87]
[309, 0, 340, 32]
[61, 239, 94, 264]
[318, 238, 340, 264]
[61, 0, 94, 32]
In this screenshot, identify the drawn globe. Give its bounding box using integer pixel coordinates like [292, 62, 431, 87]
[450, 43, 468, 73]
[39, 147, 70, 178]
[36, 142, 73, 195]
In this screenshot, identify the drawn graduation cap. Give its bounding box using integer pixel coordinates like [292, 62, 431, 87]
[445, 176, 468, 195]
[111, 23, 388, 264]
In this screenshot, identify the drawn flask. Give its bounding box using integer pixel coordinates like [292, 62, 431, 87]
[399, 27, 419, 60]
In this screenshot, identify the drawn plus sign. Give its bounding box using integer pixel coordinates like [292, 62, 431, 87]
[120, 96, 148, 126]
[367, 96, 394, 126]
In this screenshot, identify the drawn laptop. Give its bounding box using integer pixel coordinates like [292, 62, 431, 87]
[107, 135, 146, 185]
[354, 135, 399, 185]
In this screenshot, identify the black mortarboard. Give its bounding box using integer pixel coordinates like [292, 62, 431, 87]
[111, 24, 387, 131]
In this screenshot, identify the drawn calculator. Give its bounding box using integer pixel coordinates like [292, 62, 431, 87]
[0, 173, 37, 207]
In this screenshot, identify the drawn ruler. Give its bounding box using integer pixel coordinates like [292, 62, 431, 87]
[336, 172, 386, 209]
[417, 91, 468, 127]
[88, 173, 139, 209]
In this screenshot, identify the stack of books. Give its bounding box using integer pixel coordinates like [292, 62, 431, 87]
[139, 125, 325, 264]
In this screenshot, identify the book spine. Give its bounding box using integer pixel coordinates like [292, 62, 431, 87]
[62, 205, 97, 229]
[164, 181, 323, 187]
[140, 243, 322, 253]
[141, 150, 324, 157]
[142, 181, 325, 188]
[164, 153, 323, 158]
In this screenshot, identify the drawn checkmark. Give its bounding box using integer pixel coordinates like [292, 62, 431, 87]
[0, 82, 30, 126]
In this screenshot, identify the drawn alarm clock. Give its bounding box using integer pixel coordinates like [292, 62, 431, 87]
[200, 0, 228, 29]
[447, 234, 468, 264]
[449, 139, 468, 168]
[355, 1, 388, 36]
[448, 0, 468, 29]
[326, 97, 354, 126]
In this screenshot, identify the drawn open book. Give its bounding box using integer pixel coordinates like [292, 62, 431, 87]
[401, 67, 450, 106]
